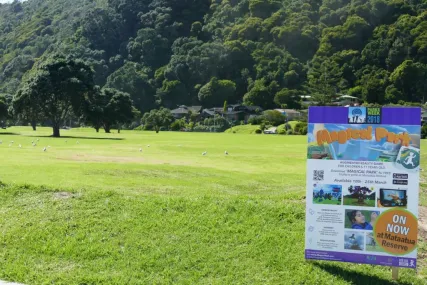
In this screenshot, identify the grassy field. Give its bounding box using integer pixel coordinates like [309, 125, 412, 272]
[313, 197, 342, 206]
[343, 197, 376, 207]
[0, 127, 426, 285]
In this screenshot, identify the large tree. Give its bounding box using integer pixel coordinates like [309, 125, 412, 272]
[85, 88, 134, 133]
[198, 77, 236, 107]
[12, 85, 44, 131]
[0, 95, 8, 126]
[141, 108, 174, 133]
[14, 55, 95, 137]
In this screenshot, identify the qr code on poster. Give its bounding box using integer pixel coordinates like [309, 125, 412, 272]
[313, 170, 324, 181]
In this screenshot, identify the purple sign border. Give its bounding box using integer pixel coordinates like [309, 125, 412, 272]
[308, 107, 421, 125]
[305, 249, 417, 269]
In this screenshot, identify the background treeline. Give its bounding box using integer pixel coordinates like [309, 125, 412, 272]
[1, 0, 427, 131]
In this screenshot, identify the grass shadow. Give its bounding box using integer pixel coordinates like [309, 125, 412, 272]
[314, 263, 412, 285]
[16, 135, 125, 141]
[0, 132, 21, 136]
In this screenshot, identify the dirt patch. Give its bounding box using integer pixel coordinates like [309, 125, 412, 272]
[54, 192, 75, 199]
[57, 154, 193, 166]
[64, 154, 146, 163]
[419, 206, 427, 240]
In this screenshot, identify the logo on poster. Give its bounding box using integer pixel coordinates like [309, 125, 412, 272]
[397, 147, 420, 170]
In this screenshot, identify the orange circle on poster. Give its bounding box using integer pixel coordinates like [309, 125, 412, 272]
[374, 209, 417, 255]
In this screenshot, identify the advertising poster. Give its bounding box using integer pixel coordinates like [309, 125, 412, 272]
[305, 106, 421, 268]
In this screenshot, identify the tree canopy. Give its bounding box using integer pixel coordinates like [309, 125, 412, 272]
[1, 0, 427, 129]
[13, 55, 95, 137]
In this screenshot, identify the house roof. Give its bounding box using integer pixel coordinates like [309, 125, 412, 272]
[245, 106, 263, 111]
[202, 109, 216, 116]
[187, 106, 202, 113]
[171, 105, 202, 114]
[222, 111, 244, 115]
[284, 109, 301, 114]
[171, 107, 189, 114]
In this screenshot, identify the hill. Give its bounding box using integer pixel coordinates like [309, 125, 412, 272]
[1, 0, 427, 113]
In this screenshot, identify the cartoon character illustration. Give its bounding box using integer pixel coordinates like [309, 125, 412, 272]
[404, 152, 416, 167]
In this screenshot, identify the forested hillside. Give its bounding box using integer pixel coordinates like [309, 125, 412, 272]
[2, 0, 427, 113]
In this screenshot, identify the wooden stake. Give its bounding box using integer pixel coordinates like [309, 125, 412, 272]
[392, 267, 399, 280]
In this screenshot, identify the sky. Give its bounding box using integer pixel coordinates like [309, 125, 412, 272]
[0, 0, 27, 3]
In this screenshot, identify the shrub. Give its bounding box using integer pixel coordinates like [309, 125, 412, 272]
[294, 122, 307, 134]
[170, 120, 184, 131]
[133, 125, 144, 131]
[263, 110, 286, 126]
[255, 128, 262, 134]
[278, 128, 286, 135]
[248, 115, 263, 125]
[300, 126, 308, 135]
[422, 124, 427, 139]
[286, 129, 293, 135]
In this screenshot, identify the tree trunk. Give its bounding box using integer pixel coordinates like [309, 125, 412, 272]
[155, 126, 160, 133]
[95, 127, 99, 133]
[31, 120, 37, 131]
[53, 125, 60, 137]
[104, 125, 111, 133]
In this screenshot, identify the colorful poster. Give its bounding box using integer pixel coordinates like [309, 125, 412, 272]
[305, 107, 420, 268]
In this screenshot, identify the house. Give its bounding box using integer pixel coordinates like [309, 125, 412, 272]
[200, 104, 263, 122]
[275, 109, 302, 121]
[300, 95, 317, 106]
[421, 109, 427, 125]
[200, 109, 216, 119]
[333, 95, 360, 106]
[171, 105, 202, 119]
[221, 110, 247, 121]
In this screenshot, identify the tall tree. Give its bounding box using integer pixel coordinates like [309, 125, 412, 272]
[14, 55, 95, 137]
[84, 87, 134, 133]
[12, 85, 44, 130]
[141, 108, 174, 133]
[0, 95, 8, 126]
[198, 77, 236, 107]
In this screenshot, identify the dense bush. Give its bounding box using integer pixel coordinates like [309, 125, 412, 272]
[248, 115, 264, 125]
[263, 110, 286, 126]
[294, 122, 308, 134]
[255, 128, 262, 134]
[422, 124, 427, 139]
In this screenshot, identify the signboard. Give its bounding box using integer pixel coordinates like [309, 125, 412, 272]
[305, 106, 420, 269]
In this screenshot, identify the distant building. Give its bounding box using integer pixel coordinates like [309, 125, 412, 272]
[200, 104, 263, 122]
[333, 95, 360, 106]
[171, 105, 202, 119]
[300, 95, 317, 106]
[275, 109, 302, 121]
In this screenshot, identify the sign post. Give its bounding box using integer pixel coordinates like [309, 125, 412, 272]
[305, 106, 420, 277]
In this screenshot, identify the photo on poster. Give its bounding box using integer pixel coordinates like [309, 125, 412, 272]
[344, 231, 365, 251]
[312, 184, 342, 206]
[348, 107, 367, 124]
[345, 210, 380, 230]
[377, 188, 408, 208]
[365, 233, 386, 253]
[343, 185, 376, 207]
[307, 124, 420, 162]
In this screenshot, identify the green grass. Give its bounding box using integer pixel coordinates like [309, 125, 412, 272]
[0, 126, 426, 284]
[343, 197, 376, 207]
[224, 124, 260, 134]
[313, 197, 342, 206]
[366, 245, 387, 253]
